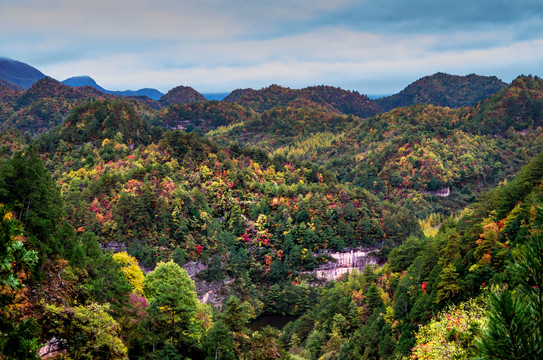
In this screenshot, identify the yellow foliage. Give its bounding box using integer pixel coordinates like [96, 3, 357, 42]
[112, 252, 145, 295]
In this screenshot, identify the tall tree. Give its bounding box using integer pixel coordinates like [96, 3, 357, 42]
[0, 148, 63, 259]
[477, 231, 543, 359]
[144, 260, 201, 353]
[0, 204, 40, 359]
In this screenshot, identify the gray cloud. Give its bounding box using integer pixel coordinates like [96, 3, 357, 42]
[0, 0, 542, 94]
[317, 0, 543, 33]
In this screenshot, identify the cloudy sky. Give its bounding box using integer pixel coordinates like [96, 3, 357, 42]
[1, 0, 542, 95]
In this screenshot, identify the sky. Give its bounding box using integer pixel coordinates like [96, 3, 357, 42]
[1, 0, 542, 95]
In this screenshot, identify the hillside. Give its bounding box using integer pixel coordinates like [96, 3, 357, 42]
[457, 74, 543, 135]
[208, 106, 357, 152]
[0, 78, 21, 102]
[223, 88, 254, 102]
[156, 100, 258, 132]
[2, 117, 541, 359]
[278, 150, 543, 359]
[210, 76, 543, 217]
[303, 85, 381, 118]
[0, 77, 112, 134]
[224, 84, 380, 118]
[0, 57, 46, 89]
[0, 77, 165, 135]
[376, 72, 507, 111]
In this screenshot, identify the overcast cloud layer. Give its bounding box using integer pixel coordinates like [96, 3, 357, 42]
[1, 0, 541, 94]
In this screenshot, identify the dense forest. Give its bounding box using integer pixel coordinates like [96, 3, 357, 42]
[0, 71, 542, 359]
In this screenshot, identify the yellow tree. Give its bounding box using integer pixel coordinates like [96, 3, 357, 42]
[112, 252, 145, 295]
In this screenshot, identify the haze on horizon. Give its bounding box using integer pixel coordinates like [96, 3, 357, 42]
[1, 0, 542, 95]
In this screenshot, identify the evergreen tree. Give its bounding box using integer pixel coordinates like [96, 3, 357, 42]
[0, 148, 63, 260]
[477, 231, 543, 359]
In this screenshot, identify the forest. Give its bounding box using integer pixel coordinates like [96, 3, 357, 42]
[0, 72, 542, 359]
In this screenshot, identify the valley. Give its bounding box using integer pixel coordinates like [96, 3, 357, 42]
[0, 59, 542, 360]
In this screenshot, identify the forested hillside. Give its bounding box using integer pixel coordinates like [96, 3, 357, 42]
[0, 72, 541, 359]
[211, 75, 543, 218]
[375, 72, 507, 111]
[224, 84, 380, 118]
[279, 151, 543, 359]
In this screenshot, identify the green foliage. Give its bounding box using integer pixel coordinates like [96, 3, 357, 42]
[224, 84, 380, 118]
[0, 204, 37, 289]
[58, 99, 155, 146]
[144, 260, 202, 353]
[72, 232, 132, 309]
[2, 77, 112, 135]
[157, 100, 257, 132]
[388, 236, 425, 273]
[0, 204, 40, 360]
[476, 231, 543, 359]
[203, 319, 236, 360]
[0, 148, 63, 260]
[41, 303, 128, 359]
[410, 298, 487, 360]
[158, 85, 207, 107]
[0, 319, 40, 360]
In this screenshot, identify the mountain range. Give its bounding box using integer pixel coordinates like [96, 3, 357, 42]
[0, 57, 509, 113]
[61, 75, 164, 100]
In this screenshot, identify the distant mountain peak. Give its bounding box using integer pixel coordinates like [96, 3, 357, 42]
[0, 57, 46, 89]
[62, 76, 106, 92]
[61, 75, 164, 100]
[158, 85, 207, 106]
[375, 72, 508, 111]
[63, 75, 99, 86]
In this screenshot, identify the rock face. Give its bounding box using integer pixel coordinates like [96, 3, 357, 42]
[197, 278, 234, 306]
[183, 260, 232, 307]
[423, 187, 450, 197]
[306, 248, 379, 281]
[100, 241, 127, 253]
[183, 260, 208, 278]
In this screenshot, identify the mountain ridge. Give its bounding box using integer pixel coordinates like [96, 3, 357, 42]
[62, 75, 164, 101]
[0, 57, 47, 89]
[376, 72, 508, 111]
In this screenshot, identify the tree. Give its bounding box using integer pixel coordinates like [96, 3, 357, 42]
[0, 148, 63, 260]
[112, 251, 145, 295]
[476, 231, 543, 359]
[144, 260, 201, 353]
[203, 319, 236, 360]
[0, 204, 38, 291]
[0, 204, 40, 359]
[79, 234, 131, 309]
[41, 303, 127, 360]
[436, 264, 461, 304]
[245, 326, 287, 360]
[410, 298, 486, 360]
[222, 295, 248, 333]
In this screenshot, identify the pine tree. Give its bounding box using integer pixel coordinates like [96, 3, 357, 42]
[476, 232, 543, 359]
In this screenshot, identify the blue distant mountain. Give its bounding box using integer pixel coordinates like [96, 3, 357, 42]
[62, 75, 164, 100]
[0, 57, 46, 89]
[62, 76, 108, 92]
